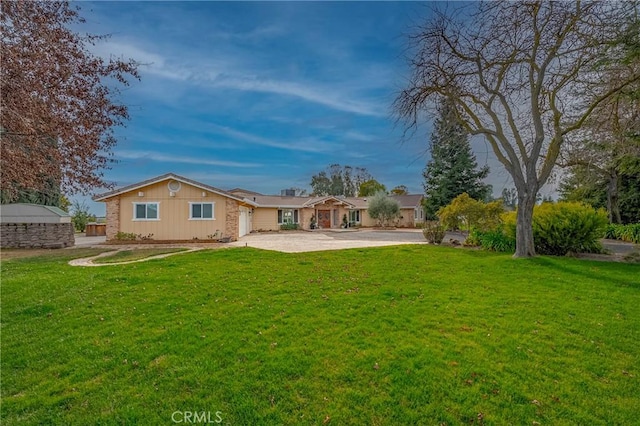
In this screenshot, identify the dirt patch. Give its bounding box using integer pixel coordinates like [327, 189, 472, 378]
[1, 249, 63, 261]
[1, 247, 113, 261]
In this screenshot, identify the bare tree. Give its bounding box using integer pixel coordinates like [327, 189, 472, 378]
[395, 1, 640, 257]
[1, 1, 139, 202]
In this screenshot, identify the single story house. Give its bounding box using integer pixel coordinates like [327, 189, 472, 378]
[94, 173, 425, 241]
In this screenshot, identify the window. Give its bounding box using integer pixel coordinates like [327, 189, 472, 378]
[190, 202, 214, 220]
[349, 210, 360, 223]
[278, 209, 299, 224]
[133, 202, 159, 220]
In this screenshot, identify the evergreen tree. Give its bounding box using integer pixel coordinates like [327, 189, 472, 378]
[423, 99, 491, 219]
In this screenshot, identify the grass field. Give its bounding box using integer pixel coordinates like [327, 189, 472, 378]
[1, 246, 639, 425]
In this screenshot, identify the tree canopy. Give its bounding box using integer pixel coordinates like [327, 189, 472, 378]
[423, 98, 491, 220]
[358, 179, 387, 197]
[390, 185, 409, 196]
[1, 1, 139, 203]
[395, 1, 640, 257]
[310, 164, 374, 196]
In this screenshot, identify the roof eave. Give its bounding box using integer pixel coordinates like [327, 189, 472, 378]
[92, 173, 246, 203]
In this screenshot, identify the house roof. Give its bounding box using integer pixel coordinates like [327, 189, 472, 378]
[248, 195, 359, 209]
[391, 194, 424, 208]
[93, 173, 257, 206]
[249, 195, 309, 208]
[303, 196, 357, 208]
[92, 173, 424, 210]
[228, 188, 263, 196]
[0, 203, 71, 223]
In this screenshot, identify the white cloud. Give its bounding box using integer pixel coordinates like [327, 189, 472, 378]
[115, 150, 261, 168]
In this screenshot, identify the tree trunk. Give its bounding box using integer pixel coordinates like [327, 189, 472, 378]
[607, 171, 621, 224]
[514, 190, 537, 258]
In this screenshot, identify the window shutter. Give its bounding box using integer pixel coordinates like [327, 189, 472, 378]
[278, 210, 283, 224]
[294, 210, 299, 223]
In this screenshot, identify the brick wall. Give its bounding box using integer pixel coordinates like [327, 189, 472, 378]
[105, 198, 120, 240]
[1, 223, 75, 249]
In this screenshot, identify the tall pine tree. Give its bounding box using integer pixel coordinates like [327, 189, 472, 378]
[423, 99, 491, 219]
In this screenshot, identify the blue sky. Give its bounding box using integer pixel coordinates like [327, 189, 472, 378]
[77, 1, 511, 215]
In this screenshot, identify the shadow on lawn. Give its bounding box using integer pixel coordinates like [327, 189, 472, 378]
[531, 256, 640, 288]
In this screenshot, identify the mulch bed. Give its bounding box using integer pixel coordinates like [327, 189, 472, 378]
[103, 239, 229, 245]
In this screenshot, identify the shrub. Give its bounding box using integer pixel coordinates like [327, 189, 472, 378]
[280, 223, 299, 231]
[437, 193, 504, 232]
[604, 224, 618, 239]
[421, 221, 446, 244]
[115, 232, 137, 241]
[504, 202, 608, 255]
[605, 223, 640, 244]
[467, 227, 515, 252]
[367, 191, 400, 227]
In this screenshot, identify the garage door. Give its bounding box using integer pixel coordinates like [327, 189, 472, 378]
[239, 207, 249, 237]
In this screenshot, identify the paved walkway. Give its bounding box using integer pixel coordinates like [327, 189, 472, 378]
[68, 247, 203, 267]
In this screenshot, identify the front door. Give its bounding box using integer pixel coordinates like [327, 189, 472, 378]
[318, 210, 331, 228]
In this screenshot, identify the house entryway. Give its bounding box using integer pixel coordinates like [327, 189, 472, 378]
[317, 210, 331, 228]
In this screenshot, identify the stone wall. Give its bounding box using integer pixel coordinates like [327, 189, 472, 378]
[1, 223, 75, 249]
[225, 199, 239, 241]
[105, 198, 120, 240]
[299, 207, 313, 230]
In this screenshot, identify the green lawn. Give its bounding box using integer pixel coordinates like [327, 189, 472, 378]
[1, 246, 638, 425]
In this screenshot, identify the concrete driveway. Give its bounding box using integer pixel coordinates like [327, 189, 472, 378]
[74, 234, 107, 246]
[229, 229, 433, 253]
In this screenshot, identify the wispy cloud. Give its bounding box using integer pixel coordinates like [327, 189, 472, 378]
[343, 130, 376, 142]
[94, 39, 386, 117]
[204, 75, 385, 117]
[210, 24, 287, 42]
[206, 124, 338, 153]
[115, 150, 261, 168]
